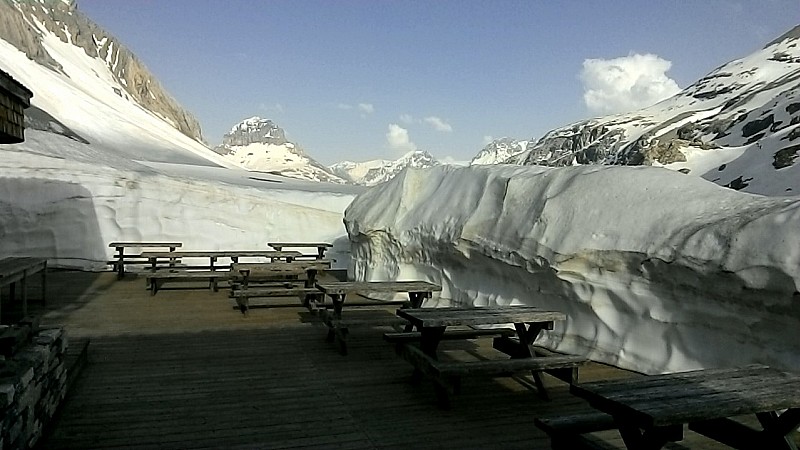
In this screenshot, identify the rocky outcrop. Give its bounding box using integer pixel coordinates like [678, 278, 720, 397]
[0, 0, 204, 142]
[470, 138, 529, 165]
[215, 117, 288, 152]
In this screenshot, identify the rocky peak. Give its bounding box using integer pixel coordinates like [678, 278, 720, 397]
[221, 116, 288, 147]
[471, 138, 529, 165]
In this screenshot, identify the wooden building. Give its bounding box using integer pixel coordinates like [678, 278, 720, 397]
[0, 68, 32, 144]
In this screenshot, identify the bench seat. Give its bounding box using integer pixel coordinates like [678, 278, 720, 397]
[383, 327, 514, 343]
[397, 343, 588, 407]
[534, 412, 617, 450]
[231, 287, 323, 315]
[146, 270, 231, 295]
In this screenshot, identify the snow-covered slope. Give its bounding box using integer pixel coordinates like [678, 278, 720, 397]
[345, 164, 800, 374]
[330, 150, 440, 186]
[497, 26, 800, 197]
[215, 117, 347, 184]
[0, 2, 360, 267]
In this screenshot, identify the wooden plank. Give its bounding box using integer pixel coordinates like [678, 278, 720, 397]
[142, 250, 302, 259]
[315, 280, 441, 295]
[268, 242, 333, 248]
[397, 306, 566, 328]
[108, 242, 182, 248]
[435, 355, 588, 376]
[383, 328, 514, 343]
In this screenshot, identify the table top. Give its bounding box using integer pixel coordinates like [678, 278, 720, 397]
[0, 257, 47, 277]
[233, 260, 332, 273]
[396, 306, 566, 328]
[109, 242, 182, 248]
[141, 250, 302, 258]
[571, 364, 800, 427]
[268, 242, 333, 248]
[315, 281, 441, 295]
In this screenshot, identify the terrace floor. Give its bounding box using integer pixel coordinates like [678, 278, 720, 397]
[4, 269, 795, 449]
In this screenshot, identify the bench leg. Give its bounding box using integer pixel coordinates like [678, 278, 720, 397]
[335, 327, 349, 356]
[531, 371, 549, 401]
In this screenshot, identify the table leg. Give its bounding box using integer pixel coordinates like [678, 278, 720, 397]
[419, 326, 448, 405]
[757, 410, 800, 450]
[116, 247, 124, 279]
[41, 261, 46, 307]
[326, 294, 347, 353]
[21, 275, 28, 318]
[303, 269, 319, 309]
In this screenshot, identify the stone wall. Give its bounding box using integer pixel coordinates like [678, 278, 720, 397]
[0, 323, 68, 449]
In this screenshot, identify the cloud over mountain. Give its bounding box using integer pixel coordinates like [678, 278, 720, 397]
[386, 123, 416, 152]
[580, 53, 681, 115]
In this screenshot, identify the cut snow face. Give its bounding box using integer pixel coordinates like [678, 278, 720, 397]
[345, 165, 800, 375]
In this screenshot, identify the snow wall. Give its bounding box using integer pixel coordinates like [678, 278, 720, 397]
[344, 164, 800, 374]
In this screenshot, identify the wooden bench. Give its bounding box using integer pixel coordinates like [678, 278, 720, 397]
[108, 242, 181, 280]
[398, 343, 588, 407]
[267, 242, 332, 260]
[320, 308, 408, 355]
[0, 257, 47, 322]
[534, 412, 618, 450]
[145, 269, 230, 295]
[231, 261, 331, 314]
[230, 286, 323, 314]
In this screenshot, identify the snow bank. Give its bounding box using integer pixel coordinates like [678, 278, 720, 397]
[344, 164, 800, 374]
[0, 134, 358, 270]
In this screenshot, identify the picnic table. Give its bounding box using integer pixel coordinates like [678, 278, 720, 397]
[108, 242, 181, 279]
[0, 257, 47, 321]
[230, 260, 331, 314]
[394, 306, 587, 408]
[141, 250, 304, 295]
[568, 364, 800, 449]
[141, 250, 302, 271]
[315, 281, 442, 355]
[268, 242, 332, 260]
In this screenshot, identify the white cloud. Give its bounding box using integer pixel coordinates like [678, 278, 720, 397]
[424, 116, 453, 132]
[482, 135, 494, 145]
[580, 53, 681, 115]
[358, 103, 374, 114]
[399, 113, 414, 124]
[386, 124, 417, 152]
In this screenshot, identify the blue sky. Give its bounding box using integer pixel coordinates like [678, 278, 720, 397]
[79, 0, 799, 165]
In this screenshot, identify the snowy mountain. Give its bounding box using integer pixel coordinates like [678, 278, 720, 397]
[214, 117, 347, 184]
[0, 0, 204, 143]
[0, 0, 233, 167]
[470, 138, 529, 165]
[490, 25, 800, 197]
[330, 150, 440, 186]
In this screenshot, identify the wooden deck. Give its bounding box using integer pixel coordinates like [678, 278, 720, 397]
[1, 269, 794, 449]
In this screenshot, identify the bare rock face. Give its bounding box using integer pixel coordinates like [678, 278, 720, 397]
[0, 0, 205, 142]
[218, 117, 289, 148]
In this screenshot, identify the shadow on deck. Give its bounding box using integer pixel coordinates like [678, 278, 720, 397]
[8, 269, 787, 449]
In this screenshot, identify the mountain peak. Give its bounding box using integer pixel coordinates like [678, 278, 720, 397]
[223, 117, 287, 146]
[330, 151, 441, 186]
